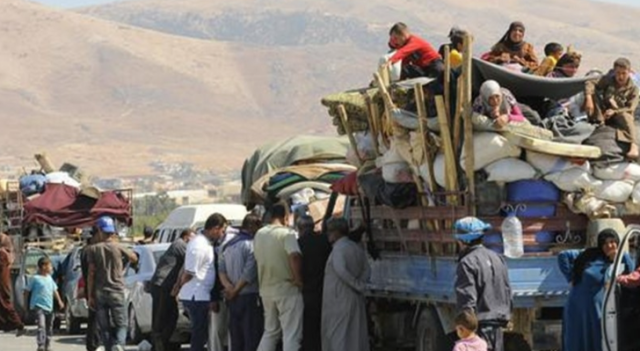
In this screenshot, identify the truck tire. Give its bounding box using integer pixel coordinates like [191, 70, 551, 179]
[504, 332, 532, 351]
[415, 308, 447, 351]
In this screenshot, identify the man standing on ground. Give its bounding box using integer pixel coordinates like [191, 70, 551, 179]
[86, 217, 138, 351]
[0, 232, 24, 335]
[219, 214, 264, 351]
[321, 218, 370, 351]
[80, 228, 101, 351]
[150, 229, 194, 351]
[454, 217, 512, 351]
[176, 214, 220, 351]
[254, 204, 304, 351]
[297, 215, 331, 351]
[209, 215, 235, 351]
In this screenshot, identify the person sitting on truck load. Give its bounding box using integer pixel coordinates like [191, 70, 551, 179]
[584, 57, 640, 159]
[454, 217, 511, 351]
[533, 42, 564, 77]
[438, 26, 467, 70]
[473, 80, 526, 129]
[547, 51, 581, 79]
[453, 311, 488, 351]
[558, 229, 634, 351]
[484, 21, 539, 72]
[385, 22, 444, 80]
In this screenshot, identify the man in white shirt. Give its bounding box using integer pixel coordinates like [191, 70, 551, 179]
[177, 213, 226, 351]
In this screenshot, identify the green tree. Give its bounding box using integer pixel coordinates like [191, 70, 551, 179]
[131, 193, 177, 236]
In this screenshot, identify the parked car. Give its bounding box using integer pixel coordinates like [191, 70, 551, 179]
[13, 246, 67, 325]
[124, 243, 190, 345]
[155, 203, 247, 243]
[58, 246, 88, 334]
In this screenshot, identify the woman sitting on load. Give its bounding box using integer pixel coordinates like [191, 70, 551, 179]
[473, 80, 526, 129]
[484, 21, 539, 73]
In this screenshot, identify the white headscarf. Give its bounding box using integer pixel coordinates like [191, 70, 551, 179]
[479, 80, 510, 115]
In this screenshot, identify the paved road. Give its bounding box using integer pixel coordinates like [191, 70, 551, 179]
[0, 327, 188, 351]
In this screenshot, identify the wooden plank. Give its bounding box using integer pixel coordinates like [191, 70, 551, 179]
[337, 104, 363, 166]
[436, 95, 458, 204]
[453, 76, 463, 153]
[444, 46, 452, 122]
[350, 205, 470, 221]
[415, 84, 438, 197]
[462, 34, 475, 213]
[365, 96, 381, 157]
[502, 131, 602, 159]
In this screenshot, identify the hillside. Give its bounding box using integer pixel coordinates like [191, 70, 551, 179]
[3, 0, 640, 177]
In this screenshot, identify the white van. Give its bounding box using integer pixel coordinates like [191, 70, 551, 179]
[155, 204, 248, 243]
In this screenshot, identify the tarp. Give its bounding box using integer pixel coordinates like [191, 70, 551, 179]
[472, 58, 594, 100]
[241, 135, 350, 208]
[23, 183, 131, 228]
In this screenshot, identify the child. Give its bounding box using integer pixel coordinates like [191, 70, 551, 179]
[24, 257, 64, 351]
[453, 310, 488, 351]
[534, 42, 564, 76]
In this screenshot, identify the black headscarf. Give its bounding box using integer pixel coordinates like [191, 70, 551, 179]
[496, 21, 526, 51]
[572, 229, 620, 284]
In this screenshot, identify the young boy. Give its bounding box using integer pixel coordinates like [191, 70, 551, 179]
[534, 42, 564, 76]
[453, 310, 488, 351]
[24, 257, 64, 351]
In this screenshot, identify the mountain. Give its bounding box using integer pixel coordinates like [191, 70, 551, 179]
[3, 0, 640, 177]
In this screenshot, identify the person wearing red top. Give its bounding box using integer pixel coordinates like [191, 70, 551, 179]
[387, 22, 444, 80]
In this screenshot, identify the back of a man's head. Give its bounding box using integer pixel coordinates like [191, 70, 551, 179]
[296, 215, 315, 236]
[242, 214, 262, 234]
[270, 203, 288, 224]
[204, 213, 228, 231]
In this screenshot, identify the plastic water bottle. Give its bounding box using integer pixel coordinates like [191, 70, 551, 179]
[502, 212, 524, 259]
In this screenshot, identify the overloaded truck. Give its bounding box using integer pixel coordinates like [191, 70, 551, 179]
[239, 39, 640, 351]
[318, 39, 640, 351]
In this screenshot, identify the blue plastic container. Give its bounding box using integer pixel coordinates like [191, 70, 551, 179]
[483, 232, 504, 254]
[506, 180, 560, 218]
[524, 231, 556, 253]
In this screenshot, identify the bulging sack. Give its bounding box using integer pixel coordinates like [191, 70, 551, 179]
[593, 162, 640, 182]
[594, 180, 634, 203]
[460, 132, 521, 171]
[484, 158, 537, 183]
[432, 153, 447, 188]
[545, 168, 601, 193]
[632, 182, 640, 204]
[526, 151, 587, 175]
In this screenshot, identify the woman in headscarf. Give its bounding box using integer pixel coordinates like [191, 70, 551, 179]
[558, 229, 635, 351]
[472, 80, 526, 128]
[547, 52, 582, 78]
[485, 21, 539, 72]
[0, 232, 24, 334]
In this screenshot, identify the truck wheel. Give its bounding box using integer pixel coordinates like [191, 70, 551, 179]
[415, 308, 447, 351]
[504, 332, 532, 351]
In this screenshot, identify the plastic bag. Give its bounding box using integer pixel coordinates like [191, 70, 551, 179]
[595, 180, 634, 203]
[526, 151, 587, 176]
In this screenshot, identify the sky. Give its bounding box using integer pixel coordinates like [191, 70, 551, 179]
[28, 0, 640, 8]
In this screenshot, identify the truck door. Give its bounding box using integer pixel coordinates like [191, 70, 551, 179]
[602, 226, 640, 351]
[14, 247, 49, 320]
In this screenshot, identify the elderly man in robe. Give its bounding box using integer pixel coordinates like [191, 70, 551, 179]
[321, 218, 370, 351]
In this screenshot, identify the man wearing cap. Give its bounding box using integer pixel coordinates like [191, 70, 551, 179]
[454, 217, 512, 351]
[86, 216, 138, 351]
[585, 57, 639, 159]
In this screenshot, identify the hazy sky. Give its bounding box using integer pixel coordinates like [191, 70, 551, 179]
[29, 0, 640, 8]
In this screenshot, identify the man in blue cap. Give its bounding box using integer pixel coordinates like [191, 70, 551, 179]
[454, 217, 512, 351]
[86, 216, 138, 351]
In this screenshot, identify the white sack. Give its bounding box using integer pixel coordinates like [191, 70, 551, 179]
[381, 142, 412, 183]
[45, 171, 81, 188]
[380, 51, 402, 82]
[545, 168, 601, 193]
[632, 182, 640, 204]
[594, 180, 634, 203]
[460, 132, 521, 171]
[484, 158, 537, 183]
[526, 151, 588, 175]
[593, 162, 640, 182]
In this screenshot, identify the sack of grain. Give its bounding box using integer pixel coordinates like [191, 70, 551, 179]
[594, 180, 634, 203]
[526, 151, 588, 175]
[484, 158, 537, 183]
[593, 162, 640, 182]
[460, 132, 521, 171]
[545, 168, 601, 193]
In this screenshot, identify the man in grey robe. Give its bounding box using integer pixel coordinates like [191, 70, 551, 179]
[321, 218, 370, 351]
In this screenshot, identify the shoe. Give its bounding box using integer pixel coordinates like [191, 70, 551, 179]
[111, 345, 125, 351]
[16, 327, 26, 337]
[95, 347, 106, 351]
